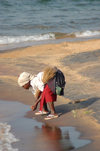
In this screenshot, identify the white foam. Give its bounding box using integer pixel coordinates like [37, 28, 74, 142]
[0, 33, 55, 45]
[0, 122, 19, 151]
[75, 30, 100, 37]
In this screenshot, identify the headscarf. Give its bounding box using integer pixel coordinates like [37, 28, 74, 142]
[18, 72, 34, 87]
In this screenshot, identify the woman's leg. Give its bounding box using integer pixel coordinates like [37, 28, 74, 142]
[44, 100, 58, 120]
[43, 103, 49, 112]
[39, 84, 57, 114]
[47, 102, 56, 115]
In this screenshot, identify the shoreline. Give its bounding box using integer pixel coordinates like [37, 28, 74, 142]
[1, 38, 100, 150]
[0, 35, 100, 52]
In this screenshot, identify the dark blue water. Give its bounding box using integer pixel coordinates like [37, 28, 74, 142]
[0, 0, 100, 47]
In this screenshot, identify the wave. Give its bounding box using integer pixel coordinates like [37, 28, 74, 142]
[55, 30, 100, 39]
[75, 30, 100, 38]
[0, 30, 100, 46]
[0, 33, 55, 45]
[0, 122, 19, 151]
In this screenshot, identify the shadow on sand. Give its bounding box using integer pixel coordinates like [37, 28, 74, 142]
[55, 97, 100, 116]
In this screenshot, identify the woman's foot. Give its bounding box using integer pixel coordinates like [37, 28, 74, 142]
[35, 110, 49, 115]
[44, 114, 58, 120]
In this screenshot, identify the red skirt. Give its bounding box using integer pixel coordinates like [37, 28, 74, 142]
[39, 84, 57, 111]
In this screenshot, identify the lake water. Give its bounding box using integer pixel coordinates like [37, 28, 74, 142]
[0, 0, 100, 50]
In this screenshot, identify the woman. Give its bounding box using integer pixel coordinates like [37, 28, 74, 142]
[18, 66, 58, 120]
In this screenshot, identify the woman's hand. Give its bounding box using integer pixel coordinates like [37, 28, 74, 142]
[31, 94, 42, 111]
[31, 105, 37, 111]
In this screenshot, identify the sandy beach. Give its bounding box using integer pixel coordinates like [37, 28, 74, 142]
[1, 39, 100, 151]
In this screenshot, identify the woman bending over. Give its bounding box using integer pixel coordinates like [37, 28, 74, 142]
[18, 66, 58, 120]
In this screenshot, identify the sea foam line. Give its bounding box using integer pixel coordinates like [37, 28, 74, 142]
[0, 122, 19, 151]
[75, 30, 100, 37]
[0, 30, 100, 46]
[0, 33, 55, 45]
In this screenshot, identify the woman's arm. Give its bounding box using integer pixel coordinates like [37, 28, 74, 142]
[31, 93, 42, 111]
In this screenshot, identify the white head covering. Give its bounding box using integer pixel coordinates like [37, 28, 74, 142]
[18, 72, 34, 87]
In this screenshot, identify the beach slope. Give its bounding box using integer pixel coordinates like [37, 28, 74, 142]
[1, 39, 100, 150]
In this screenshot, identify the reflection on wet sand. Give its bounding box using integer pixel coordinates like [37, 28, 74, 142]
[35, 124, 74, 151]
[34, 124, 91, 151]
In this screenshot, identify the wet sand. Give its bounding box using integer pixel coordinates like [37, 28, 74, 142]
[1, 100, 91, 151]
[1, 39, 100, 150]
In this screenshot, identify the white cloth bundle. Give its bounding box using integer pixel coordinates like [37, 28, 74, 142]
[18, 72, 34, 87]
